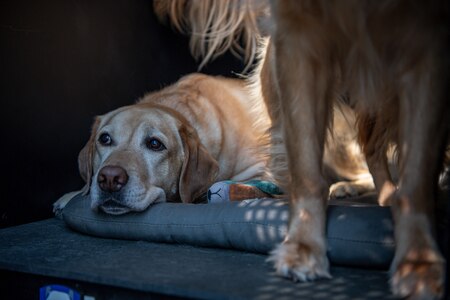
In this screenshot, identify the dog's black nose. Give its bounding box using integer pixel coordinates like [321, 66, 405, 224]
[97, 166, 128, 193]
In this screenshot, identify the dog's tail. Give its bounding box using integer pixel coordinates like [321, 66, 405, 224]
[153, 0, 269, 71]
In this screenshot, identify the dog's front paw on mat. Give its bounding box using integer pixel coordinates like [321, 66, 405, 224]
[268, 240, 331, 282]
[391, 253, 445, 300]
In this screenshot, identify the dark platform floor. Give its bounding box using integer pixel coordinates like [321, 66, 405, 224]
[0, 218, 401, 299]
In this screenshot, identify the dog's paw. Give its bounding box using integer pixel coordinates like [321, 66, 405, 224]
[329, 181, 360, 199]
[53, 190, 82, 218]
[268, 240, 331, 282]
[391, 253, 445, 300]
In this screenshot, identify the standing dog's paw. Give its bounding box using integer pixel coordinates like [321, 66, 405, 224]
[391, 253, 445, 300]
[268, 240, 331, 282]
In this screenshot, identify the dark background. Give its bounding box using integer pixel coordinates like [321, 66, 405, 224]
[0, 0, 246, 228]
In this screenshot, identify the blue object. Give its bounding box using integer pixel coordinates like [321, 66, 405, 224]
[39, 284, 80, 300]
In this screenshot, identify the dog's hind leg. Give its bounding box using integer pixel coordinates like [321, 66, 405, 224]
[267, 1, 334, 282]
[357, 113, 397, 206]
[366, 152, 397, 206]
[389, 59, 447, 299]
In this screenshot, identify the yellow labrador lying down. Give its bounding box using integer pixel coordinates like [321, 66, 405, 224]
[55, 73, 271, 214]
[55, 73, 375, 215]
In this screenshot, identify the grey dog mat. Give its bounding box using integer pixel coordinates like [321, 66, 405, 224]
[0, 218, 401, 299]
[62, 194, 395, 269]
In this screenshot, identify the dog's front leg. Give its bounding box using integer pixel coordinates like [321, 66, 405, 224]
[389, 64, 447, 300]
[53, 188, 85, 218]
[267, 1, 333, 282]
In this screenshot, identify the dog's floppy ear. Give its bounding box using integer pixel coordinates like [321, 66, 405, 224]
[78, 117, 101, 195]
[178, 126, 219, 203]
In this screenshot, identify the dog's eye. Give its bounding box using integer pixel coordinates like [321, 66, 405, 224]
[146, 138, 165, 151]
[98, 133, 112, 146]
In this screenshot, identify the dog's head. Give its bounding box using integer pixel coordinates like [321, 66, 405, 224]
[79, 103, 219, 215]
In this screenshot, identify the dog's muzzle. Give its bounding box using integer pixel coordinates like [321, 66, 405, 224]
[96, 165, 131, 215]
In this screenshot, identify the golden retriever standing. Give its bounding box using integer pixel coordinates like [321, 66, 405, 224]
[155, 1, 449, 299]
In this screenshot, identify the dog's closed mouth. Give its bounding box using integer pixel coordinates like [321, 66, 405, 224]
[100, 199, 131, 215]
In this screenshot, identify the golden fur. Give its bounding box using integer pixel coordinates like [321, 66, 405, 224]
[54, 74, 271, 213]
[155, 1, 449, 299]
[154, 0, 269, 71]
[54, 72, 375, 214]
